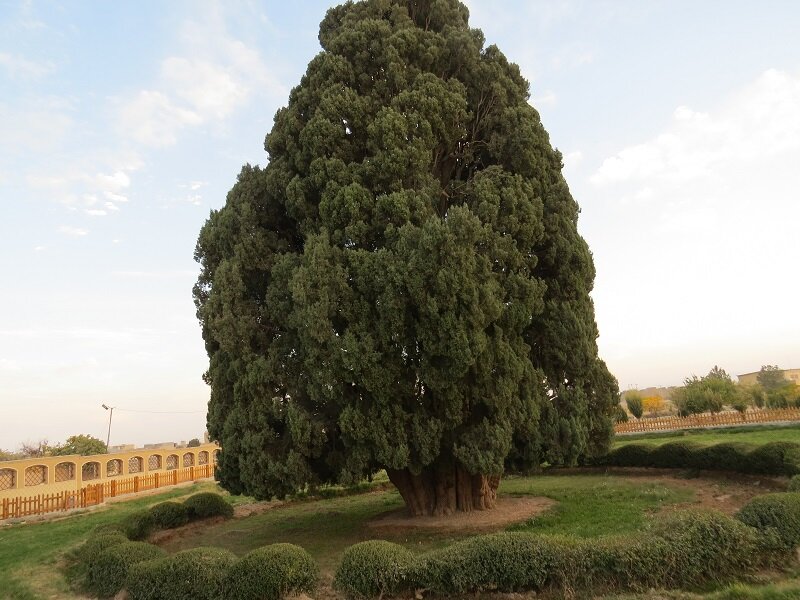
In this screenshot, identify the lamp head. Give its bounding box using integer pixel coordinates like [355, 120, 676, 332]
[102, 404, 109, 410]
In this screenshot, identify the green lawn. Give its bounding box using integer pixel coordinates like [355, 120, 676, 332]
[0, 481, 222, 600]
[614, 423, 800, 448]
[159, 473, 692, 572]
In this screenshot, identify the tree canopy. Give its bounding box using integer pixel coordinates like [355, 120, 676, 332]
[194, 0, 617, 515]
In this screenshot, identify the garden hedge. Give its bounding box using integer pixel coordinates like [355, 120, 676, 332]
[183, 492, 234, 520]
[736, 492, 800, 550]
[76, 531, 129, 563]
[334, 540, 415, 599]
[338, 510, 788, 598]
[788, 475, 800, 492]
[86, 541, 166, 598]
[126, 547, 237, 600]
[149, 501, 190, 529]
[121, 509, 157, 541]
[601, 441, 800, 476]
[225, 543, 318, 600]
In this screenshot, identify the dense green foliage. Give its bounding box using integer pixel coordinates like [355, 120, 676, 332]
[788, 475, 800, 491]
[601, 440, 800, 475]
[149, 501, 190, 529]
[184, 492, 234, 520]
[334, 540, 415, 598]
[672, 366, 739, 416]
[626, 393, 644, 419]
[121, 509, 157, 541]
[86, 541, 166, 598]
[736, 493, 800, 550]
[126, 547, 237, 600]
[759, 366, 787, 391]
[226, 543, 318, 600]
[51, 434, 108, 456]
[193, 0, 617, 509]
[76, 531, 128, 563]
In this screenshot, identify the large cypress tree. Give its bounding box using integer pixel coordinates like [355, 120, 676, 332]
[194, 0, 618, 516]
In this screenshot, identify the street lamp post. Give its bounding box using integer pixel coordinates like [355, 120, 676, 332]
[102, 404, 114, 452]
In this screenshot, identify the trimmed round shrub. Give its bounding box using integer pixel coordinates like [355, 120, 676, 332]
[788, 475, 800, 492]
[415, 532, 588, 594]
[90, 522, 127, 538]
[736, 492, 800, 550]
[225, 543, 318, 600]
[183, 492, 234, 520]
[149, 501, 190, 529]
[76, 531, 129, 563]
[647, 441, 700, 469]
[121, 509, 157, 541]
[86, 541, 166, 598]
[126, 547, 237, 600]
[334, 540, 414, 599]
[692, 442, 754, 472]
[604, 443, 653, 467]
[746, 442, 800, 476]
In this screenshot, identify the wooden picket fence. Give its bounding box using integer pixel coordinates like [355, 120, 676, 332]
[615, 407, 800, 435]
[1, 463, 215, 520]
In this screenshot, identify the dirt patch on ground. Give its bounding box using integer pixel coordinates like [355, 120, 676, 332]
[368, 495, 557, 532]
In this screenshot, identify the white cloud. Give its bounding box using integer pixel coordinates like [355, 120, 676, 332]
[27, 168, 133, 210]
[587, 69, 800, 384]
[0, 52, 54, 79]
[118, 11, 286, 147]
[0, 100, 72, 152]
[58, 225, 88, 237]
[591, 69, 800, 187]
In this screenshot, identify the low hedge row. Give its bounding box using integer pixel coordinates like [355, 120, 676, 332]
[599, 441, 800, 476]
[86, 541, 166, 598]
[333, 507, 796, 598]
[125, 544, 317, 600]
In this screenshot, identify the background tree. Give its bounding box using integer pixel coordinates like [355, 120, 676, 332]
[641, 395, 665, 415]
[614, 404, 629, 423]
[672, 367, 737, 416]
[625, 393, 644, 419]
[187, 438, 202, 448]
[194, 0, 618, 516]
[51, 434, 107, 456]
[19, 440, 51, 458]
[758, 365, 786, 392]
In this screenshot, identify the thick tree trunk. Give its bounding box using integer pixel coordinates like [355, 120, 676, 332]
[386, 461, 501, 516]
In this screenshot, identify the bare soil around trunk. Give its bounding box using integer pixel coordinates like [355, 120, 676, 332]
[368, 495, 557, 532]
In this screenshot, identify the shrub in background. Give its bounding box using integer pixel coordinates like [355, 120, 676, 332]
[626, 393, 644, 419]
[334, 540, 414, 599]
[225, 543, 318, 600]
[691, 442, 754, 472]
[602, 444, 653, 467]
[183, 492, 234, 520]
[149, 501, 190, 529]
[76, 531, 128, 563]
[126, 547, 237, 600]
[86, 541, 166, 598]
[746, 442, 800, 476]
[121, 509, 157, 541]
[736, 493, 800, 550]
[647, 441, 700, 469]
[788, 475, 800, 492]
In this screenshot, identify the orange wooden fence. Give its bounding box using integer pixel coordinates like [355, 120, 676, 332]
[1, 463, 215, 520]
[615, 407, 800, 435]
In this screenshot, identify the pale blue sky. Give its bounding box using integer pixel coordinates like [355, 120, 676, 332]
[1, 1, 799, 449]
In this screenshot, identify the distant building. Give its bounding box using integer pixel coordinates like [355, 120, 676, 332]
[143, 442, 177, 450]
[108, 444, 135, 453]
[738, 368, 800, 387]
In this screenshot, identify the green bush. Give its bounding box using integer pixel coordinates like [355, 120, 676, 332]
[334, 540, 414, 599]
[149, 501, 190, 529]
[736, 492, 800, 550]
[745, 442, 800, 476]
[126, 547, 237, 600]
[89, 522, 127, 538]
[603, 443, 653, 467]
[86, 541, 166, 598]
[630, 510, 768, 588]
[691, 442, 754, 472]
[183, 492, 234, 520]
[646, 441, 700, 469]
[225, 543, 318, 600]
[121, 509, 157, 541]
[415, 532, 593, 594]
[788, 475, 800, 492]
[76, 531, 129, 563]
